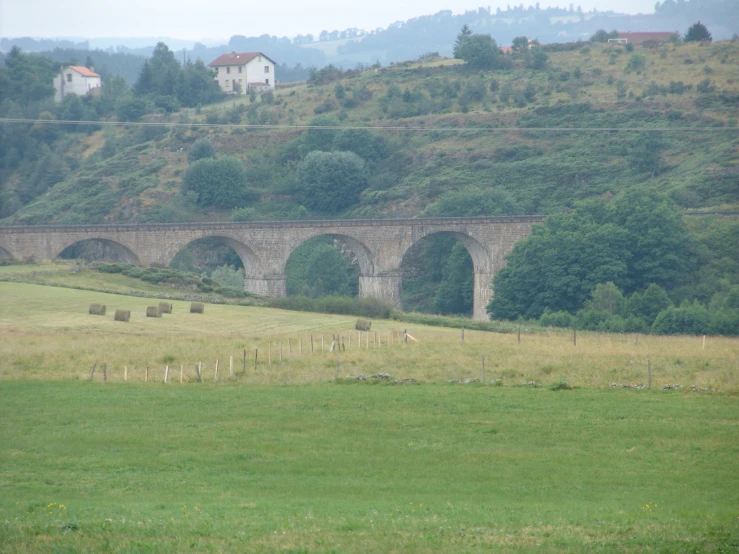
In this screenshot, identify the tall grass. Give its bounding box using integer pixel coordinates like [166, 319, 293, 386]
[2, 282, 737, 391]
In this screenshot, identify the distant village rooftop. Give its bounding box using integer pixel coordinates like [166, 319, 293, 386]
[67, 65, 100, 78]
[614, 31, 674, 45]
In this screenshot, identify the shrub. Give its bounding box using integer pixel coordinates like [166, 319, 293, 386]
[296, 150, 367, 213]
[181, 156, 250, 208]
[188, 138, 215, 163]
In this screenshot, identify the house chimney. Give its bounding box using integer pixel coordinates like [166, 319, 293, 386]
[89, 65, 94, 72]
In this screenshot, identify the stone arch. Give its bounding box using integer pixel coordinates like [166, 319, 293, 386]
[169, 235, 261, 278]
[401, 230, 492, 274]
[400, 230, 493, 320]
[284, 232, 375, 276]
[54, 238, 142, 265]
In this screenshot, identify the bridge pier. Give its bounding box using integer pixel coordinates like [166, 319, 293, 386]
[244, 274, 287, 297]
[473, 271, 494, 321]
[359, 272, 402, 309]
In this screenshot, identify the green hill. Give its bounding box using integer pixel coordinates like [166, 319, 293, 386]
[1, 40, 738, 325]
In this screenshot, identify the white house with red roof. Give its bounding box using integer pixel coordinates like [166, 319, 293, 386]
[53, 65, 102, 102]
[208, 52, 276, 94]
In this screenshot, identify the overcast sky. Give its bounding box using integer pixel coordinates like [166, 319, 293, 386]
[1, 1, 658, 41]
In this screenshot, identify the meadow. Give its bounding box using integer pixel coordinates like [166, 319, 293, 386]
[1, 277, 738, 552]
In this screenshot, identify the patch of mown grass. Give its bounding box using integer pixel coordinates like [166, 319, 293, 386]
[0, 382, 736, 552]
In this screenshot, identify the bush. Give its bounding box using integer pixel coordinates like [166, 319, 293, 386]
[267, 296, 393, 319]
[297, 150, 367, 213]
[188, 138, 215, 163]
[181, 156, 250, 208]
[651, 302, 711, 335]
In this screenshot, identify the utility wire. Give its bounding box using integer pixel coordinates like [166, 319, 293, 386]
[0, 117, 737, 133]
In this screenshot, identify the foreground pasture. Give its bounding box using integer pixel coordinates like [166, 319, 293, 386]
[1, 282, 737, 390]
[0, 382, 737, 553]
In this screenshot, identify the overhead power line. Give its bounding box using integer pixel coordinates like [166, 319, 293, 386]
[0, 117, 737, 133]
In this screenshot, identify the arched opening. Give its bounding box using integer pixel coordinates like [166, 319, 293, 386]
[0, 246, 12, 260]
[285, 234, 372, 298]
[169, 236, 259, 288]
[57, 239, 141, 265]
[401, 232, 488, 317]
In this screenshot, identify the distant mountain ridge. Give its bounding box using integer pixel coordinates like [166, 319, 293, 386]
[2, 1, 737, 75]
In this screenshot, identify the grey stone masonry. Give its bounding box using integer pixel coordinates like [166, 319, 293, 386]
[0, 217, 543, 320]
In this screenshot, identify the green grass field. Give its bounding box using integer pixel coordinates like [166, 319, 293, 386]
[1, 278, 738, 551]
[1, 383, 738, 553]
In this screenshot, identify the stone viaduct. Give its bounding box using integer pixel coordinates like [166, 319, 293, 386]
[0, 217, 543, 320]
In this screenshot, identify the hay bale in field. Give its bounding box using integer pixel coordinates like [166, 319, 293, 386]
[355, 319, 371, 331]
[114, 309, 130, 322]
[190, 302, 204, 314]
[146, 305, 162, 318]
[89, 303, 106, 315]
[158, 301, 172, 314]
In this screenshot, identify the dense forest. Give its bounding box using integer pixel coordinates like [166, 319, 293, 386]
[0, 21, 737, 334]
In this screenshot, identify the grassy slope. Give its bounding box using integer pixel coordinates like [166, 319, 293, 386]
[4, 42, 739, 225]
[0, 382, 737, 552]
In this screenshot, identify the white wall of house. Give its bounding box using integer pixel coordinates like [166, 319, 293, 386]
[212, 54, 275, 95]
[53, 68, 101, 102]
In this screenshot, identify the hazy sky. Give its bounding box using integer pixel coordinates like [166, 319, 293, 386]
[1, 1, 658, 41]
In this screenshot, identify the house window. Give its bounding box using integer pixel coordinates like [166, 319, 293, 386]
[66, 73, 72, 82]
[225, 79, 229, 87]
[238, 66, 242, 73]
[226, 66, 231, 74]
[264, 66, 270, 73]
[265, 78, 269, 85]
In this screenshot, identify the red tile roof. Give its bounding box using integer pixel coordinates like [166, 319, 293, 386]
[209, 51, 276, 67]
[69, 65, 100, 77]
[617, 32, 674, 44]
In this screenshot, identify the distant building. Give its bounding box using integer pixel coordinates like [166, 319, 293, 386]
[208, 52, 276, 95]
[614, 32, 674, 45]
[53, 65, 101, 103]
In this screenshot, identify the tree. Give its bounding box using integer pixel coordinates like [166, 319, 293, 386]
[181, 156, 250, 208]
[453, 25, 473, 58]
[684, 21, 712, 42]
[488, 188, 692, 320]
[512, 36, 529, 52]
[457, 34, 502, 70]
[297, 151, 367, 213]
[188, 138, 216, 163]
[590, 29, 619, 43]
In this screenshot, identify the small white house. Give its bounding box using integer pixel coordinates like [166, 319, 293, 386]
[53, 65, 101, 103]
[208, 51, 276, 95]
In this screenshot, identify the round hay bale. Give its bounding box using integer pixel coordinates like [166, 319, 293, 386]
[190, 302, 204, 314]
[146, 305, 162, 318]
[158, 301, 172, 314]
[89, 303, 106, 316]
[114, 309, 130, 322]
[355, 319, 371, 331]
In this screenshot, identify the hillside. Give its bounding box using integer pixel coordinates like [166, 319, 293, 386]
[1, 39, 738, 325]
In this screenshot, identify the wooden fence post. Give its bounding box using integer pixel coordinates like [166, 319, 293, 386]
[124, 366, 128, 382]
[164, 364, 169, 384]
[103, 363, 107, 382]
[481, 356, 485, 383]
[180, 364, 183, 384]
[88, 361, 97, 381]
[243, 349, 246, 374]
[461, 328, 464, 344]
[214, 359, 219, 381]
[254, 349, 258, 372]
[517, 326, 521, 344]
[196, 362, 202, 383]
[648, 358, 652, 390]
[269, 342, 272, 367]
[288, 338, 292, 353]
[573, 329, 577, 346]
[229, 356, 233, 378]
[145, 366, 149, 383]
[311, 335, 314, 354]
